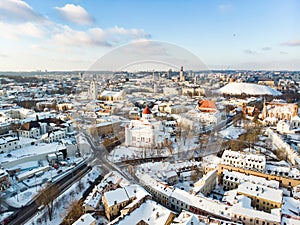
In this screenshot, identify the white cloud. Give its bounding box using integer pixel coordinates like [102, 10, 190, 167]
[55, 4, 94, 25]
[0, 22, 45, 39]
[281, 40, 300, 46]
[52, 26, 151, 47]
[0, 0, 43, 21]
[244, 49, 257, 55]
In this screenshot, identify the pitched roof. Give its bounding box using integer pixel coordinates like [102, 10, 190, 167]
[142, 106, 152, 114]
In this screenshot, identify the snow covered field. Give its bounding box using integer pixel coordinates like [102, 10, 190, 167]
[108, 145, 169, 162]
[219, 125, 246, 139]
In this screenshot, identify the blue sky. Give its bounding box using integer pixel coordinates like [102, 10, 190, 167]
[0, 0, 299, 71]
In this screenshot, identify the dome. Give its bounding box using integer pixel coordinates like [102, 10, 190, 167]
[142, 106, 152, 114]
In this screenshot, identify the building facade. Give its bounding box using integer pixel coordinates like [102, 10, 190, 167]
[125, 106, 168, 148]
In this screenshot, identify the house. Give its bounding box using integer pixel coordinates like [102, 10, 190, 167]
[237, 182, 282, 213]
[83, 186, 102, 212]
[0, 136, 19, 153]
[41, 129, 66, 143]
[18, 121, 47, 138]
[165, 171, 178, 186]
[109, 199, 175, 225]
[102, 186, 137, 221]
[276, 116, 300, 133]
[72, 213, 96, 225]
[193, 169, 217, 196]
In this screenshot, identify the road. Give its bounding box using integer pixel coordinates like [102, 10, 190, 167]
[7, 162, 91, 225]
[83, 133, 136, 183]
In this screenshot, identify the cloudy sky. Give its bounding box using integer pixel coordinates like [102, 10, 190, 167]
[0, 0, 299, 71]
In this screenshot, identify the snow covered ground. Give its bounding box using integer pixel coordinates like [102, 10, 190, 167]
[24, 166, 102, 225]
[108, 145, 169, 162]
[6, 186, 38, 208]
[219, 125, 246, 139]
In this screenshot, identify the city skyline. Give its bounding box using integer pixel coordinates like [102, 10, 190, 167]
[0, 0, 299, 71]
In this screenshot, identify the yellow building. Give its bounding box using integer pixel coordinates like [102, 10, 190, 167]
[102, 186, 136, 221]
[237, 182, 282, 213]
[218, 164, 300, 189]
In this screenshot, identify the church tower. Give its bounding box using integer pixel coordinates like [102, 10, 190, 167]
[89, 80, 97, 100]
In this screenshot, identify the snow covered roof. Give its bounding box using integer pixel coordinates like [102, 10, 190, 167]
[171, 210, 206, 225]
[223, 170, 279, 188]
[232, 204, 281, 223]
[217, 82, 282, 96]
[103, 188, 130, 207]
[72, 213, 96, 225]
[109, 199, 174, 225]
[100, 90, 123, 97]
[237, 182, 283, 203]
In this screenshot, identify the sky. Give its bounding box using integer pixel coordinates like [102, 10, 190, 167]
[0, 0, 299, 71]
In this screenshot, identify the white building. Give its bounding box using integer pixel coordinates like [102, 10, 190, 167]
[0, 136, 19, 153]
[221, 150, 266, 172]
[99, 90, 125, 101]
[41, 130, 66, 143]
[276, 116, 300, 133]
[125, 106, 169, 148]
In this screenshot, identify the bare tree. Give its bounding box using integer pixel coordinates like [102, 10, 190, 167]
[61, 200, 84, 225]
[36, 183, 59, 221]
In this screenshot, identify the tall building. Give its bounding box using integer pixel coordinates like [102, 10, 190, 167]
[179, 66, 185, 82]
[89, 80, 97, 100]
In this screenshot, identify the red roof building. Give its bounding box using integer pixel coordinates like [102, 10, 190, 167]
[198, 100, 217, 113]
[142, 106, 152, 115]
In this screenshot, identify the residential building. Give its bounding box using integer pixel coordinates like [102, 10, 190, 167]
[102, 186, 137, 221]
[222, 170, 279, 191]
[72, 213, 96, 225]
[0, 136, 19, 153]
[218, 164, 300, 189]
[221, 150, 266, 172]
[193, 169, 217, 196]
[41, 130, 66, 143]
[237, 182, 282, 213]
